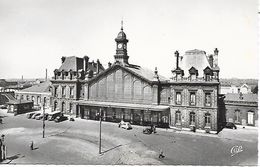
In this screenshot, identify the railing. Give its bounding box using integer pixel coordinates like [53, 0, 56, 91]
[170, 76, 219, 82]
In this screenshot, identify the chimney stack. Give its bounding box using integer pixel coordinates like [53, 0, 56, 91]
[214, 48, 219, 55]
[83, 56, 89, 72]
[45, 69, 48, 81]
[97, 59, 100, 74]
[108, 62, 112, 68]
[209, 55, 213, 67]
[213, 48, 219, 67]
[175, 50, 179, 69]
[61, 57, 66, 64]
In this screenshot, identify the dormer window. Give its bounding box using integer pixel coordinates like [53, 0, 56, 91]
[203, 66, 212, 81]
[189, 67, 198, 81]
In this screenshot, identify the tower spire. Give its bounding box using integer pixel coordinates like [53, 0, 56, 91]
[121, 20, 123, 30]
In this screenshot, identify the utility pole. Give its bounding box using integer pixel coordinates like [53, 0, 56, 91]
[43, 103, 45, 138]
[99, 108, 102, 154]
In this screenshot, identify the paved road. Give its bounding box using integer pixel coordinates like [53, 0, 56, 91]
[0, 109, 258, 165]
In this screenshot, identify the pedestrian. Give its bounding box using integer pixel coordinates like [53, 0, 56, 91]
[0, 118, 2, 124]
[30, 141, 34, 150]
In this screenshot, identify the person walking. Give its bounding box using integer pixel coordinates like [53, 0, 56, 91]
[30, 141, 34, 150]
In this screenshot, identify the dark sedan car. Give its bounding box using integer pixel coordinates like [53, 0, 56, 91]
[225, 122, 237, 129]
[54, 115, 68, 123]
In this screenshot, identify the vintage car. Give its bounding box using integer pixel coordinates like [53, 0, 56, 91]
[118, 121, 132, 130]
[54, 115, 68, 123]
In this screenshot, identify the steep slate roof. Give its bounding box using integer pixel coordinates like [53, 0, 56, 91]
[179, 49, 211, 77]
[19, 80, 51, 93]
[123, 64, 168, 81]
[58, 56, 83, 71]
[58, 56, 104, 72]
[225, 93, 258, 103]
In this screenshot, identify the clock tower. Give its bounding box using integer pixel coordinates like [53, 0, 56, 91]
[114, 22, 129, 65]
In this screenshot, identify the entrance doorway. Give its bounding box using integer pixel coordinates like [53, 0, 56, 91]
[248, 111, 254, 125]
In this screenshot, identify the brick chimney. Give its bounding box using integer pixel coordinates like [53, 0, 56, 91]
[97, 59, 100, 74]
[208, 55, 213, 67]
[108, 62, 112, 68]
[61, 56, 66, 64]
[83, 56, 89, 72]
[213, 48, 219, 68]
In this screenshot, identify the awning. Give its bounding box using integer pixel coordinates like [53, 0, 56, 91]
[76, 100, 169, 112]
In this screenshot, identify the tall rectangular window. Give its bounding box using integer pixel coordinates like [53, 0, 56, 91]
[205, 113, 211, 126]
[190, 112, 195, 125]
[69, 103, 73, 113]
[175, 111, 181, 124]
[62, 86, 66, 98]
[205, 93, 211, 106]
[70, 87, 74, 98]
[190, 92, 196, 106]
[54, 87, 58, 97]
[176, 92, 182, 105]
[234, 110, 240, 123]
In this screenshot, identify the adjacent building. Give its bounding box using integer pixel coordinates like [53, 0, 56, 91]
[225, 93, 258, 127]
[50, 56, 105, 115]
[15, 80, 52, 109]
[169, 49, 220, 132]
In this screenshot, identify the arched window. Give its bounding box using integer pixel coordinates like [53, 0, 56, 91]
[61, 102, 65, 113]
[175, 110, 181, 124]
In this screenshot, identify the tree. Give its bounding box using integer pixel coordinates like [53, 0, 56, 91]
[252, 85, 258, 94]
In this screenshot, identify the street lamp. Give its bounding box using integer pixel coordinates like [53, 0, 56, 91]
[99, 108, 102, 154]
[42, 103, 45, 138]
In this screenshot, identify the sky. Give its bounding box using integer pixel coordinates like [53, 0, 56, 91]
[0, 0, 258, 79]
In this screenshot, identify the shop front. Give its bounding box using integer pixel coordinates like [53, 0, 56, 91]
[76, 100, 170, 127]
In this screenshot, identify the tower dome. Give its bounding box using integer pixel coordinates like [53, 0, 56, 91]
[115, 21, 128, 42]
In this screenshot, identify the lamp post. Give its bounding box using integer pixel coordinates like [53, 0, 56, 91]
[99, 108, 102, 154]
[42, 103, 45, 138]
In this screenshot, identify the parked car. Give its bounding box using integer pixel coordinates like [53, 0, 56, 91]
[35, 114, 43, 120]
[54, 115, 68, 123]
[225, 122, 237, 129]
[31, 113, 41, 119]
[118, 121, 132, 130]
[143, 125, 157, 134]
[48, 111, 61, 121]
[26, 112, 36, 119]
[0, 105, 7, 109]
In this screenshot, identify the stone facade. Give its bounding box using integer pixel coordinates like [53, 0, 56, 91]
[51, 56, 105, 115]
[49, 25, 222, 133]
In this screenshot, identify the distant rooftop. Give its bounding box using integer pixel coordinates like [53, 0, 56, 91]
[225, 93, 258, 103]
[19, 80, 51, 93]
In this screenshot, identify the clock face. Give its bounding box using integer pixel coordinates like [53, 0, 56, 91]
[118, 43, 123, 49]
